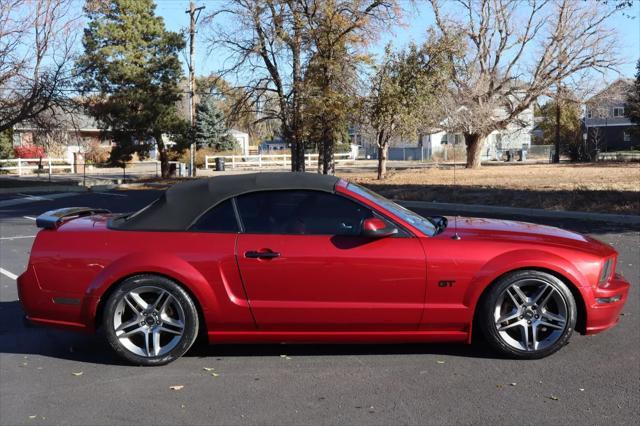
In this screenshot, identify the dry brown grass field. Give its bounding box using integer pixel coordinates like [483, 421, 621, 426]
[342, 163, 640, 215]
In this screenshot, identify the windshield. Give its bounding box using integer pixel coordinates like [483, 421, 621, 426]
[347, 183, 438, 236]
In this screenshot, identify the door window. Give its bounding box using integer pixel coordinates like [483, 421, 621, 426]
[189, 199, 239, 233]
[235, 190, 373, 235]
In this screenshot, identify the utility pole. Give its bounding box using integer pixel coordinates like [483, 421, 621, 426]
[186, 2, 205, 177]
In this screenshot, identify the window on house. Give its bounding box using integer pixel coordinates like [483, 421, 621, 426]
[624, 131, 631, 142]
[613, 107, 625, 117]
[587, 110, 592, 119]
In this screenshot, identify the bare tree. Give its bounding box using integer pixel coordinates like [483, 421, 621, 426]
[0, 0, 79, 134]
[205, 0, 397, 172]
[204, 1, 310, 171]
[427, 0, 621, 168]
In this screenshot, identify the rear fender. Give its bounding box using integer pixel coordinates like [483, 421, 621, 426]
[81, 251, 218, 327]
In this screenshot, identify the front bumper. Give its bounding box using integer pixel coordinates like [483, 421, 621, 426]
[585, 273, 630, 335]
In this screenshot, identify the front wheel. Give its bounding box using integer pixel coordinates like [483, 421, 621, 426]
[103, 275, 199, 366]
[479, 270, 577, 359]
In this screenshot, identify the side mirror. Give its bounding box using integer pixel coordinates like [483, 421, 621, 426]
[361, 217, 398, 238]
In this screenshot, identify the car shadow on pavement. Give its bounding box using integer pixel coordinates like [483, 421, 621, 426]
[0, 300, 503, 364]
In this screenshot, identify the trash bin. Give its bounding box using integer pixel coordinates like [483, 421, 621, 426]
[521, 149, 527, 162]
[168, 163, 177, 177]
[215, 157, 225, 171]
[505, 150, 511, 162]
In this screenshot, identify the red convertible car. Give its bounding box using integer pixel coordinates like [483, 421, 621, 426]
[18, 173, 629, 365]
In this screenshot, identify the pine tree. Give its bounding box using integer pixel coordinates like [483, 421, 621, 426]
[195, 97, 237, 152]
[0, 129, 14, 159]
[77, 0, 186, 177]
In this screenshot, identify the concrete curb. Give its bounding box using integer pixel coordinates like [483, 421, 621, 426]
[0, 185, 88, 194]
[397, 200, 640, 225]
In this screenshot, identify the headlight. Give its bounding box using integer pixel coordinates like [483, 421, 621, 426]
[598, 257, 614, 287]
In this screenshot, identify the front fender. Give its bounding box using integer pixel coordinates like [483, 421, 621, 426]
[463, 249, 588, 309]
[81, 251, 218, 327]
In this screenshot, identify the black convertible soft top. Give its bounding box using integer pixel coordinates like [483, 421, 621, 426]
[110, 172, 340, 231]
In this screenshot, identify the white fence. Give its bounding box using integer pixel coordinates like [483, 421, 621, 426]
[0, 158, 72, 175]
[205, 153, 354, 169]
[597, 151, 640, 162]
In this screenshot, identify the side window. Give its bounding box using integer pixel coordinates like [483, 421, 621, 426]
[190, 199, 238, 233]
[235, 190, 373, 235]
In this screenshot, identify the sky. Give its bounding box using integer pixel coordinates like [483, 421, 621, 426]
[151, 0, 640, 88]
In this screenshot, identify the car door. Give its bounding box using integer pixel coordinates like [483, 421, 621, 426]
[234, 190, 427, 331]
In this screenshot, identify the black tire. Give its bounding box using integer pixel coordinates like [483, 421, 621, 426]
[103, 274, 199, 366]
[478, 270, 577, 359]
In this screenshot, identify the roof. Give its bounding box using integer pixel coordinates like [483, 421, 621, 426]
[111, 172, 340, 231]
[14, 106, 101, 132]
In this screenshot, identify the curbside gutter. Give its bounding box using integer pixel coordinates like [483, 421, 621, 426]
[397, 200, 640, 226]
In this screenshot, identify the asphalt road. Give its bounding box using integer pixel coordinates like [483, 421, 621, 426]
[0, 189, 638, 425]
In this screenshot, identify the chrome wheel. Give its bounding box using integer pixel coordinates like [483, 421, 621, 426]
[113, 286, 185, 358]
[493, 279, 568, 352]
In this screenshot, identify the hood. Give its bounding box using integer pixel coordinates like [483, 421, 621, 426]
[438, 217, 615, 256]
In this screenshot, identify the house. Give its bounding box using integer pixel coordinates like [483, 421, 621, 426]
[583, 79, 639, 151]
[12, 107, 112, 164]
[348, 99, 534, 161]
[259, 137, 289, 153]
[416, 103, 534, 161]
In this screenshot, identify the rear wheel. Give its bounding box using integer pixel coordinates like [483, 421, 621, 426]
[103, 275, 199, 366]
[479, 270, 577, 359]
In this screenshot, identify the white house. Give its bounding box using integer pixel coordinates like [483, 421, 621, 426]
[421, 105, 534, 160]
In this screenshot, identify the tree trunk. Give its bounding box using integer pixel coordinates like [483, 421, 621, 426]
[290, 8, 305, 173]
[554, 99, 561, 163]
[321, 124, 334, 175]
[154, 130, 169, 178]
[377, 144, 388, 180]
[464, 133, 485, 169]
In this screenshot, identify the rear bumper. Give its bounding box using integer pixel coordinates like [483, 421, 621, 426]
[585, 274, 630, 335]
[17, 267, 92, 333]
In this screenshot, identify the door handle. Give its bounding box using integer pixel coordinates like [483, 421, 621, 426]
[245, 250, 280, 259]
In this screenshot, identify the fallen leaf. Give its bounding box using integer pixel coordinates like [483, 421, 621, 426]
[579, 388, 585, 392]
[28, 415, 37, 420]
[510, 383, 517, 386]
[181, 404, 186, 409]
[170, 385, 184, 391]
[436, 360, 445, 364]
[280, 355, 292, 360]
[202, 367, 215, 372]
[72, 372, 83, 376]
[211, 372, 220, 377]
[496, 384, 503, 389]
[548, 395, 559, 401]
